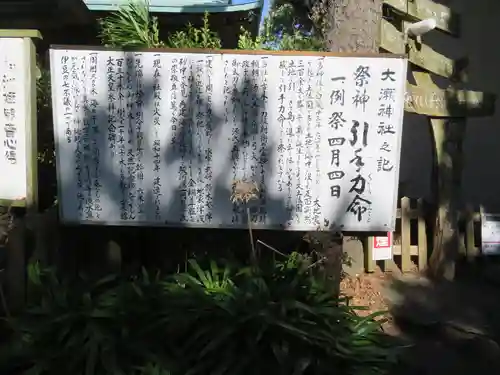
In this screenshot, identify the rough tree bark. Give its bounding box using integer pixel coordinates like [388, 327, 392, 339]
[312, 0, 383, 53]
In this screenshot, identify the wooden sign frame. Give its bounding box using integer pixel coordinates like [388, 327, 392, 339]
[49, 44, 406, 58]
[49, 45, 408, 231]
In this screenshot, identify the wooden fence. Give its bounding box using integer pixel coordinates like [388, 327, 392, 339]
[364, 199, 498, 273]
[365, 197, 428, 273]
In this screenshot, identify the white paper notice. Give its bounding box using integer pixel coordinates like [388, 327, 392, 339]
[372, 232, 393, 260]
[481, 214, 500, 255]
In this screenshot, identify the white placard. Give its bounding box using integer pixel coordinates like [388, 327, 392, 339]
[0, 38, 29, 200]
[481, 213, 500, 255]
[49, 48, 407, 230]
[372, 232, 393, 260]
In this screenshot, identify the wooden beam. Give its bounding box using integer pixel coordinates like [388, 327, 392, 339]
[0, 17, 79, 30]
[0, 29, 42, 39]
[405, 84, 496, 117]
[380, 20, 460, 78]
[383, 0, 460, 36]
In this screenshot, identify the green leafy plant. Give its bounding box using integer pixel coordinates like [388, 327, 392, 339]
[36, 63, 50, 111]
[36, 64, 55, 167]
[136, 362, 173, 375]
[167, 12, 221, 49]
[98, 0, 323, 52]
[175, 259, 234, 296]
[277, 27, 326, 51]
[237, 26, 266, 50]
[157, 256, 397, 375]
[259, 3, 326, 51]
[99, 0, 165, 48]
[3, 258, 399, 375]
[1, 264, 174, 375]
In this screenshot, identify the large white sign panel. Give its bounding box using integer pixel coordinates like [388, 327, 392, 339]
[50, 48, 407, 231]
[0, 38, 29, 200]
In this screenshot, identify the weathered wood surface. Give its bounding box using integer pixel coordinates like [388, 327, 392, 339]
[380, 20, 459, 78]
[405, 84, 496, 117]
[413, 71, 464, 280]
[383, 0, 460, 35]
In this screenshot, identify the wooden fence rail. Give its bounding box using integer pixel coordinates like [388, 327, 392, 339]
[364, 200, 498, 274]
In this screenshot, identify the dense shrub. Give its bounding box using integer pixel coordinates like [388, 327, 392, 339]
[98, 0, 324, 51]
[0, 255, 397, 375]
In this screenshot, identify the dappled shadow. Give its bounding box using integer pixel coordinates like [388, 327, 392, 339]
[43, 48, 355, 278]
[386, 264, 500, 375]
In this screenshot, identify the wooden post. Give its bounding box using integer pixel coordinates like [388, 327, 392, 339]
[411, 70, 464, 279]
[364, 236, 376, 273]
[417, 198, 428, 270]
[400, 196, 411, 272]
[465, 204, 479, 260]
[0, 30, 41, 311]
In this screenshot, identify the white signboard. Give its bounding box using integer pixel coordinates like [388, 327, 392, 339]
[0, 38, 29, 200]
[372, 232, 393, 260]
[50, 47, 407, 231]
[481, 213, 500, 255]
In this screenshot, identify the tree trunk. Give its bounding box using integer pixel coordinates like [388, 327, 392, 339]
[313, 0, 383, 53]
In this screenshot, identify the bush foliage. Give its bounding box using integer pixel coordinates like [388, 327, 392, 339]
[98, 0, 324, 51]
[1, 255, 397, 375]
